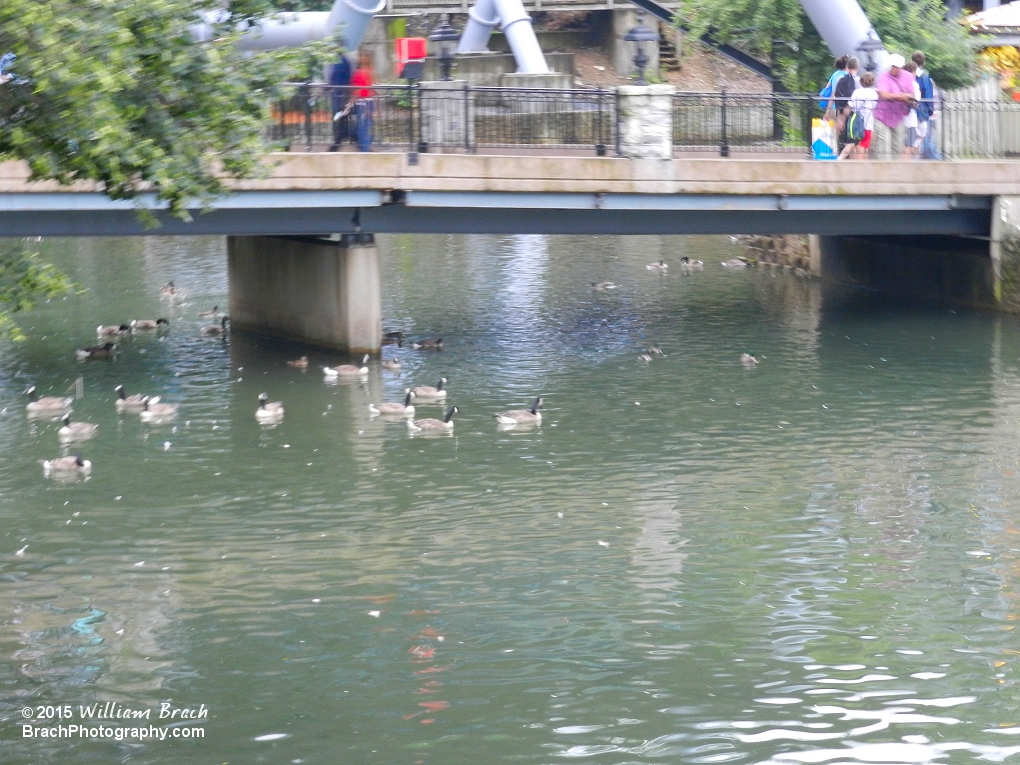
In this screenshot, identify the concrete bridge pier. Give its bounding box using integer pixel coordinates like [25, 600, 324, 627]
[227, 234, 382, 353]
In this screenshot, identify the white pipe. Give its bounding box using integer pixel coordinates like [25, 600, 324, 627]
[327, 0, 387, 50]
[492, 0, 549, 73]
[457, 0, 500, 53]
[798, 0, 888, 71]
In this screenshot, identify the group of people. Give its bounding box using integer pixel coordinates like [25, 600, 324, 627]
[823, 51, 942, 161]
[328, 52, 375, 153]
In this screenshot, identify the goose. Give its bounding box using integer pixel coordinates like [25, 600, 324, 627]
[159, 281, 186, 303]
[721, 258, 750, 269]
[646, 260, 669, 271]
[322, 354, 370, 379]
[495, 397, 542, 426]
[75, 342, 119, 360]
[411, 377, 448, 400]
[97, 324, 131, 338]
[741, 353, 760, 366]
[139, 398, 179, 423]
[41, 454, 91, 478]
[679, 257, 704, 270]
[407, 405, 458, 432]
[287, 356, 309, 369]
[381, 358, 401, 371]
[411, 337, 443, 350]
[368, 390, 416, 417]
[638, 353, 653, 363]
[198, 305, 222, 319]
[130, 318, 169, 331]
[255, 393, 284, 423]
[648, 346, 666, 356]
[24, 386, 73, 415]
[592, 281, 618, 291]
[58, 414, 98, 442]
[383, 331, 404, 346]
[200, 316, 230, 336]
[115, 385, 158, 412]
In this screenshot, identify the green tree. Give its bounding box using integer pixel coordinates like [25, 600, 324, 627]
[0, 241, 76, 341]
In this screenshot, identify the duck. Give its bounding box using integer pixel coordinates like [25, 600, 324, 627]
[411, 377, 448, 400]
[24, 386, 73, 415]
[411, 337, 443, 350]
[381, 358, 401, 372]
[592, 281, 618, 291]
[287, 356, 309, 369]
[322, 354, 370, 379]
[741, 353, 760, 366]
[722, 258, 750, 269]
[97, 324, 131, 338]
[198, 305, 222, 319]
[407, 405, 458, 432]
[494, 397, 542, 426]
[115, 384, 158, 412]
[139, 398, 179, 423]
[159, 281, 186, 303]
[679, 257, 704, 270]
[200, 316, 230, 336]
[255, 393, 284, 423]
[368, 390, 416, 417]
[41, 454, 91, 478]
[646, 260, 669, 271]
[130, 318, 170, 331]
[58, 414, 98, 442]
[382, 331, 404, 346]
[75, 342, 119, 361]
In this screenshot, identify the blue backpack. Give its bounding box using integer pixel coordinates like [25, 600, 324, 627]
[916, 72, 934, 121]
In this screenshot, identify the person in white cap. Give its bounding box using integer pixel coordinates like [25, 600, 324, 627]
[872, 53, 917, 160]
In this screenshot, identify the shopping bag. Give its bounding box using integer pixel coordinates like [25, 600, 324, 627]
[811, 118, 838, 160]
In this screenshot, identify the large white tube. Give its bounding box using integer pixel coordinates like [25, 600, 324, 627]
[798, 0, 888, 70]
[458, 0, 500, 53]
[492, 0, 549, 73]
[327, 0, 387, 50]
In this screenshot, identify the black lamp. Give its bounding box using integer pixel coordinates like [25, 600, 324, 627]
[857, 30, 884, 73]
[430, 14, 460, 82]
[624, 12, 660, 86]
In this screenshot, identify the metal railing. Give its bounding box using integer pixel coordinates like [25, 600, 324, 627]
[268, 83, 1020, 160]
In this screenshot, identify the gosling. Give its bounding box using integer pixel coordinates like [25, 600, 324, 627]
[368, 390, 416, 417]
[407, 405, 458, 432]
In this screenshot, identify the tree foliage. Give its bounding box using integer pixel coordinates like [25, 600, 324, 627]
[0, 0, 340, 217]
[0, 241, 76, 341]
[680, 0, 975, 92]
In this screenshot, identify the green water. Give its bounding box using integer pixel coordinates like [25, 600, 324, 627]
[3, 233, 1020, 765]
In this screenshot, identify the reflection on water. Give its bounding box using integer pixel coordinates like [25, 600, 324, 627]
[2, 233, 1020, 764]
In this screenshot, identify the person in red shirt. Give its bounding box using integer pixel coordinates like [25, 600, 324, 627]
[350, 52, 375, 152]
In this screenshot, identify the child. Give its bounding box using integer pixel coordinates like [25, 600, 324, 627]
[839, 71, 878, 160]
[901, 61, 924, 157]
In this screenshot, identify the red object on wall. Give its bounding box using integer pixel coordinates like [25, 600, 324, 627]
[395, 37, 427, 76]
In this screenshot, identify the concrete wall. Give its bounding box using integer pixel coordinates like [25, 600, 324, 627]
[423, 51, 575, 86]
[228, 235, 381, 353]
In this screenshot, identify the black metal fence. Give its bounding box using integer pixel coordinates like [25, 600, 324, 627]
[268, 83, 1020, 160]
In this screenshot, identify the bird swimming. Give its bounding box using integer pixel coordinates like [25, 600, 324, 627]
[139, 398, 179, 422]
[679, 257, 704, 270]
[255, 393, 284, 423]
[592, 281, 618, 291]
[76, 342, 119, 360]
[97, 324, 130, 338]
[159, 281, 186, 303]
[24, 386, 73, 415]
[741, 353, 760, 366]
[287, 356, 309, 369]
[58, 414, 98, 442]
[408, 405, 458, 432]
[200, 316, 230, 336]
[198, 305, 222, 319]
[41, 454, 91, 478]
[411, 338, 443, 350]
[381, 358, 401, 371]
[494, 397, 542, 426]
[115, 385, 158, 412]
[411, 377, 448, 400]
[646, 260, 669, 271]
[130, 318, 170, 331]
[368, 390, 416, 417]
[322, 354, 370, 379]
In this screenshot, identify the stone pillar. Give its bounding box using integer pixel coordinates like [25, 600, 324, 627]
[616, 84, 674, 159]
[227, 234, 381, 353]
[611, 8, 659, 79]
[992, 195, 1020, 311]
[419, 80, 474, 150]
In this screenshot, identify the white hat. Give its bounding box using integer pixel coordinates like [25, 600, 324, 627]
[888, 53, 905, 68]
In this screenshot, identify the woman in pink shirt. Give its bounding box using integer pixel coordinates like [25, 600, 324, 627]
[872, 54, 916, 160]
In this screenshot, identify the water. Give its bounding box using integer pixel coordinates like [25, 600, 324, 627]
[2, 232, 1020, 764]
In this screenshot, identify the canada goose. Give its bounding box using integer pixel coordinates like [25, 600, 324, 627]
[382, 331, 404, 346]
[130, 318, 169, 331]
[408, 405, 458, 432]
[381, 358, 401, 371]
[646, 260, 669, 271]
[255, 393, 284, 423]
[24, 386, 73, 415]
[411, 377, 448, 400]
[638, 353, 653, 363]
[58, 414, 98, 442]
[159, 281, 186, 303]
[411, 338, 443, 350]
[741, 353, 760, 366]
[287, 356, 309, 369]
[139, 398, 179, 422]
[200, 316, 230, 336]
[323, 354, 370, 379]
[198, 305, 222, 319]
[75, 342, 119, 360]
[495, 397, 542, 426]
[41, 454, 91, 478]
[115, 385, 158, 412]
[722, 258, 750, 269]
[97, 324, 130, 337]
[592, 281, 618, 291]
[368, 390, 416, 417]
[679, 257, 704, 270]
[647, 346, 665, 356]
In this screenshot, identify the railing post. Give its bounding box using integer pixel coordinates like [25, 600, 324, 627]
[596, 90, 606, 156]
[614, 89, 622, 157]
[804, 96, 812, 158]
[719, 89, 729, 157]
[407, 81, 417, 164]
[464, 82, 472, 153]
[417, 84, 428, 154]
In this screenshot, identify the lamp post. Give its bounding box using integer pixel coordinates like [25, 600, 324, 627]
[857, 30, 884, 73]
[624, 12, 660, 86]
[430, 14, 460, 82]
